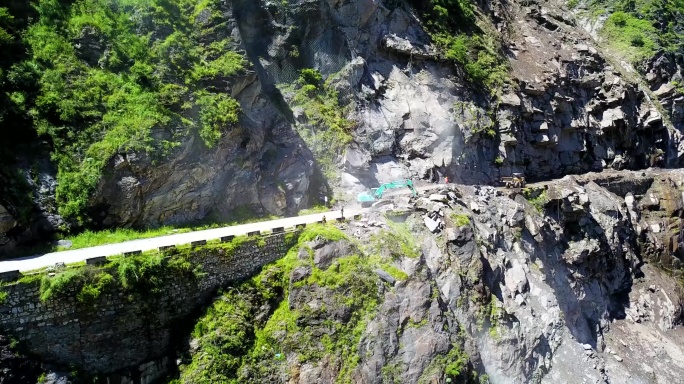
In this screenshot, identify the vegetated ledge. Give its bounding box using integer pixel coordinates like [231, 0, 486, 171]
[0, 228, 303, 382]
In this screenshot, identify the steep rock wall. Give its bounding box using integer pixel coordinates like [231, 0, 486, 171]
[0, 231, 298, 379]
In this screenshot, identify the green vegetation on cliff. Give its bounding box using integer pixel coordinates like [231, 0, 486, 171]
[7, 234, 260, 305]
[410, 0, 509, 93]
[0, 0, 246, 223]
[177, 224, 383, 383]
[582, 0, 684, 63]
[286, 69, 353, 180]
[37, 245, 204, 304]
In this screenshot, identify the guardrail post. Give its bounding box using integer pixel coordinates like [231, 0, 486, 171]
[0, 270, 21, 282]
[296, 224, 306, 230]
[220, 235, 234, 242]
[85, 256, 107, 266]
[191, 240, 207, 248]
[272, 227, 284, 233]
[247, 231, 260, 237]
[159, 245, 175, 252]
[123, 250, 142, 257]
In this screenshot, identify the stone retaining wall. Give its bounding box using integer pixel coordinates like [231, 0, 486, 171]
[0, 231, 299, 380]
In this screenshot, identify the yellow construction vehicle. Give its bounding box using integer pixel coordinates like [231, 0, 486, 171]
[501, 173, 526, 188]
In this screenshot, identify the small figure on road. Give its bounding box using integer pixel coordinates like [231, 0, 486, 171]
[445, 176, 449, 184]
[341, 207, 344, 218]
[322, 215, 327, 223]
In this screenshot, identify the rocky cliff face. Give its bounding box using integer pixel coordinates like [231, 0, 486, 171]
[2, 0, 684, 382]
[3, 0, 684, 247]
[4, 169, 684, 383]
[171, 168, 684, 384]
[71, 0, 320, 228]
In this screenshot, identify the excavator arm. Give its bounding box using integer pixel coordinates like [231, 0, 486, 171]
[357, 179, 417, 203]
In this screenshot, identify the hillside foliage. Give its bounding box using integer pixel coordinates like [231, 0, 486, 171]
[409, 0, 509, 94]
[0, 0, 245, 223]
[586, 0, 684, 62]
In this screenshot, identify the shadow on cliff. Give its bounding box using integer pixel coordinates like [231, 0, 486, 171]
[522, 198, 639, 349]
[230, 0, 353, 207]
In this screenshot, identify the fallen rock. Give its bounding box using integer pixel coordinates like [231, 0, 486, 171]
[505, 260, 528, 295]
[654, 83, 675, 98]
[290, 266, 312, 284]
[428, 194, 448, 203]
[375, 269, 396, 285]
[314, 240, 355, 269]
[501, 93, 522, 107]
[424, 216, 440, 233]
[0, 205, 16, 234]
[445, 225, 473, 245]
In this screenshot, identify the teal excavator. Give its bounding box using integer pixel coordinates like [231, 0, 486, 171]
[357, 179, 418, 205]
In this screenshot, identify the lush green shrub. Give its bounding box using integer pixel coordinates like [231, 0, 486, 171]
[452, 213, 470, 227]
[192, 51, 246, 80]
[177, 224, 385, 383]
[601, 10, 658, 62]
[289, 69, 353, 180]
[0, 0, 247, 223]
[40, 266, 113, 304]
[298, 68, 323, 86]
[112, 251, 196, 293]
[433, 32, 509, 92]
[411, 0, 509, 93]
[593, 0, 684, 61]
[0, 8, 13, 44]
[444, 345, 469, 377]
[195, 91, 241, 147]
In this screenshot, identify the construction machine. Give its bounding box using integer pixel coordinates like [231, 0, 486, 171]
[357, 179, 418, 205]
[501, 173, 526, 188]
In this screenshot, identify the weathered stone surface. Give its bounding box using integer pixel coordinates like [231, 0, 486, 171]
[0, 232, 300, 376]
[0, 205, 16, 234]
[313, 239, 355, 269]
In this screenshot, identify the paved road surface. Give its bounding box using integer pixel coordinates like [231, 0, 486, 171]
[0, 209, 358, 273]
[0, 181, 454, 274]
[0, 178, 543, 274]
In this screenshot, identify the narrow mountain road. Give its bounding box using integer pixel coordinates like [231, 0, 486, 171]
[0, 168, 666, 274]
[0, 209, 359, 273]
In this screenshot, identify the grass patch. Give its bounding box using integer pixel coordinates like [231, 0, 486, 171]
[591, 0, 684, 63]
[380, 264, 409, 281]
[523, 189, 548, 213]
[40, 207, 284, 253]
[372, 221, 420, 259]
[31, 233, 258, 304]
[410, 0, 509, 94]
[39, 266, 113, 304]
[417, 343, 472, 383]
[601, 11, 658, 63]
[298, 222, 347, 243]
[433, 32, 509, 94]
[451, 213, 471, 227]
[298, 205, 330, 215]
